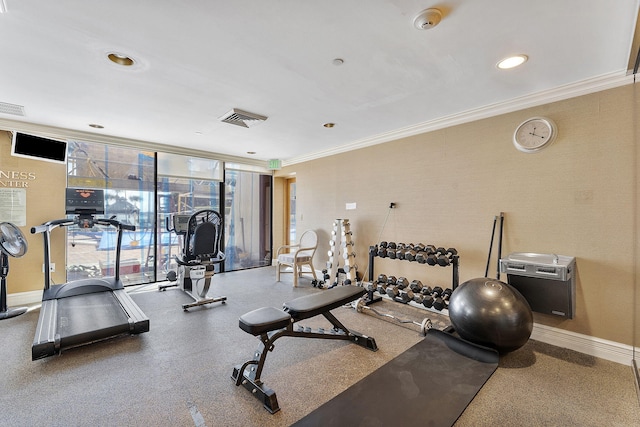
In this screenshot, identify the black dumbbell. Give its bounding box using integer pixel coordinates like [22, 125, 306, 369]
[422, 294, 434, 308]
[414, 243, 425, 252]
[386, 285, 400, 299]
[409, 279, 423, 293]
[446, 248, 458, 257]
[396, 277, 409, 289]
[376, 280, 388, 294]
[386, 275, 397, 286]
[416, 252, 427, 264]
[396, 288, 414, 303]
[424, 245, 437, 255]
[404, 249, 417, 261]
[379, 241, 388, 249]
[377, 246, 387, 257]
[386, 248, 397, 259]
[420, 285, 433, 295]
[436, 255, 450, 266]
[433, 297, 447, 311]
[395, 248, 406, 260]
[426, 254, 438, 266]
[432, 286, 444, 297]
[387, 242, 397, 250]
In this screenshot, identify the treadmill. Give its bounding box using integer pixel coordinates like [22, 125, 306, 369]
[31, 188, 150, 360]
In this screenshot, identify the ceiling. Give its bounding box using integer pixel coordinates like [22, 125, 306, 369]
[1, 0, 639, 166]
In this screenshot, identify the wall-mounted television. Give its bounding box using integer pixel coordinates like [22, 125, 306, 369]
[11, 132, 68, 164]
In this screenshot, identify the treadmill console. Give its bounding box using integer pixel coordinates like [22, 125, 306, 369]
[66, 188, 105, 215]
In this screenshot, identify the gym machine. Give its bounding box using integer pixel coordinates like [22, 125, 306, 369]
[31, 188, 149, 360]
[159, 210, 226, 310]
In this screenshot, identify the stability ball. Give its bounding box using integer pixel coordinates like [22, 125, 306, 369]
[448, 277, 533, 353]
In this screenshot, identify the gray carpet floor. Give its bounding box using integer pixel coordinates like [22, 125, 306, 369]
[1, 267, 639, 426]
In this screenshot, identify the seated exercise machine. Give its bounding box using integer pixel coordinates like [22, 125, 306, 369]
[31, 188, 149, 360]
[232, 285, 378, 413]
[159, 209, 226, 310]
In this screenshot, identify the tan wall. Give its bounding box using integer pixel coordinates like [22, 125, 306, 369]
[272, 176, 286, 255]
[0, 131, 67, 293]
[277, 84, 639, 346]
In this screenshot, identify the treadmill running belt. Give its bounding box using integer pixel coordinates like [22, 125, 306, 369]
[293, 329, 499, 427]
[57, 292, 131, 349]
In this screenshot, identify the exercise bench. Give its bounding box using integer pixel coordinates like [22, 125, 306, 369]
[231, 285, 378, 413]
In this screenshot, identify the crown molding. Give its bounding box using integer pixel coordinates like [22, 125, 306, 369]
[1, 71, 634, 169]
[283, 71, 635, 167]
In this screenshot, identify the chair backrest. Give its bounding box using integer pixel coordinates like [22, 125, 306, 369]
[297, 230, 318, 258]
[184, 209, 224, 262]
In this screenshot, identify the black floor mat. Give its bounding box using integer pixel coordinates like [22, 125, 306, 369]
[293, 329, 499, 427]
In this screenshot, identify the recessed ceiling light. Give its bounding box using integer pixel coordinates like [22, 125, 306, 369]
[323, 123, 335, 128]
[332, 58, 344, 66]
[497, 54, 528, 69]
[247, 151, 256, 155]
[89, 123, 104, 129]
[107, 53, 135, 66]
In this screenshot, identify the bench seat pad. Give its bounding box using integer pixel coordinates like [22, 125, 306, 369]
[283, 286, 365, 320]
[239, 307, 292, 335]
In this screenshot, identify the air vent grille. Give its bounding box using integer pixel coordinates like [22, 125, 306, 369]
[0, 102, 25, 116]
[219, 108, 267, 128]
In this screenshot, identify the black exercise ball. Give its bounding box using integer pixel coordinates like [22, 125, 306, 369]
[448, 277, 533, 353]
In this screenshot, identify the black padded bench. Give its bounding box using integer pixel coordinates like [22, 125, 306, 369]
[231, 285, 378, 413]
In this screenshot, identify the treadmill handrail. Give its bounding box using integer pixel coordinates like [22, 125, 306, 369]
[31, 218, 75, 234]
[93, 218, 136, 231]
[31, 217, 136, 289]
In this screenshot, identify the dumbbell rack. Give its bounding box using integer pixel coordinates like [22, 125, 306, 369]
[367, 243, 459, 290]
[325, 219, 357, 286]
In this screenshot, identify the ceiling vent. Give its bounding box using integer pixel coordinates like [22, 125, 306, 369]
[219, 108, 268, 128]
[0, 102, 25, 116]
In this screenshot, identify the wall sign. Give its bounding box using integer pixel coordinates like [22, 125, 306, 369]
[0, 188, 27, 225]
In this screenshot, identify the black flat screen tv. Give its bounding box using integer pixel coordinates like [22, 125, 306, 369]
[11, 132, 68, 164]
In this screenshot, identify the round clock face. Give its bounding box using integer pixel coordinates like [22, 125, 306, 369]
[513, 117, 557, 153]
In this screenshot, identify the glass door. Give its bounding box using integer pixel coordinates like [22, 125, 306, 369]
[224, 168, 272, 270]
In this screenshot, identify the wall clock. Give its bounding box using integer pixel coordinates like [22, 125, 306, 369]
[513, 117, 558, 153]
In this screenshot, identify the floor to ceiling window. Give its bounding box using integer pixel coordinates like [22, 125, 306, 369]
[66, 141, 155, 285]
[64, 142, 272, 286]
[156, 152, 223, 281]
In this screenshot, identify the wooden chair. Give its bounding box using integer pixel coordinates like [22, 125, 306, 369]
[275, 230, 318, 287]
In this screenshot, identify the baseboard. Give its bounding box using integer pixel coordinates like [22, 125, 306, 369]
[531, 323, 633, 366]
[7, 290, 43, 306]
